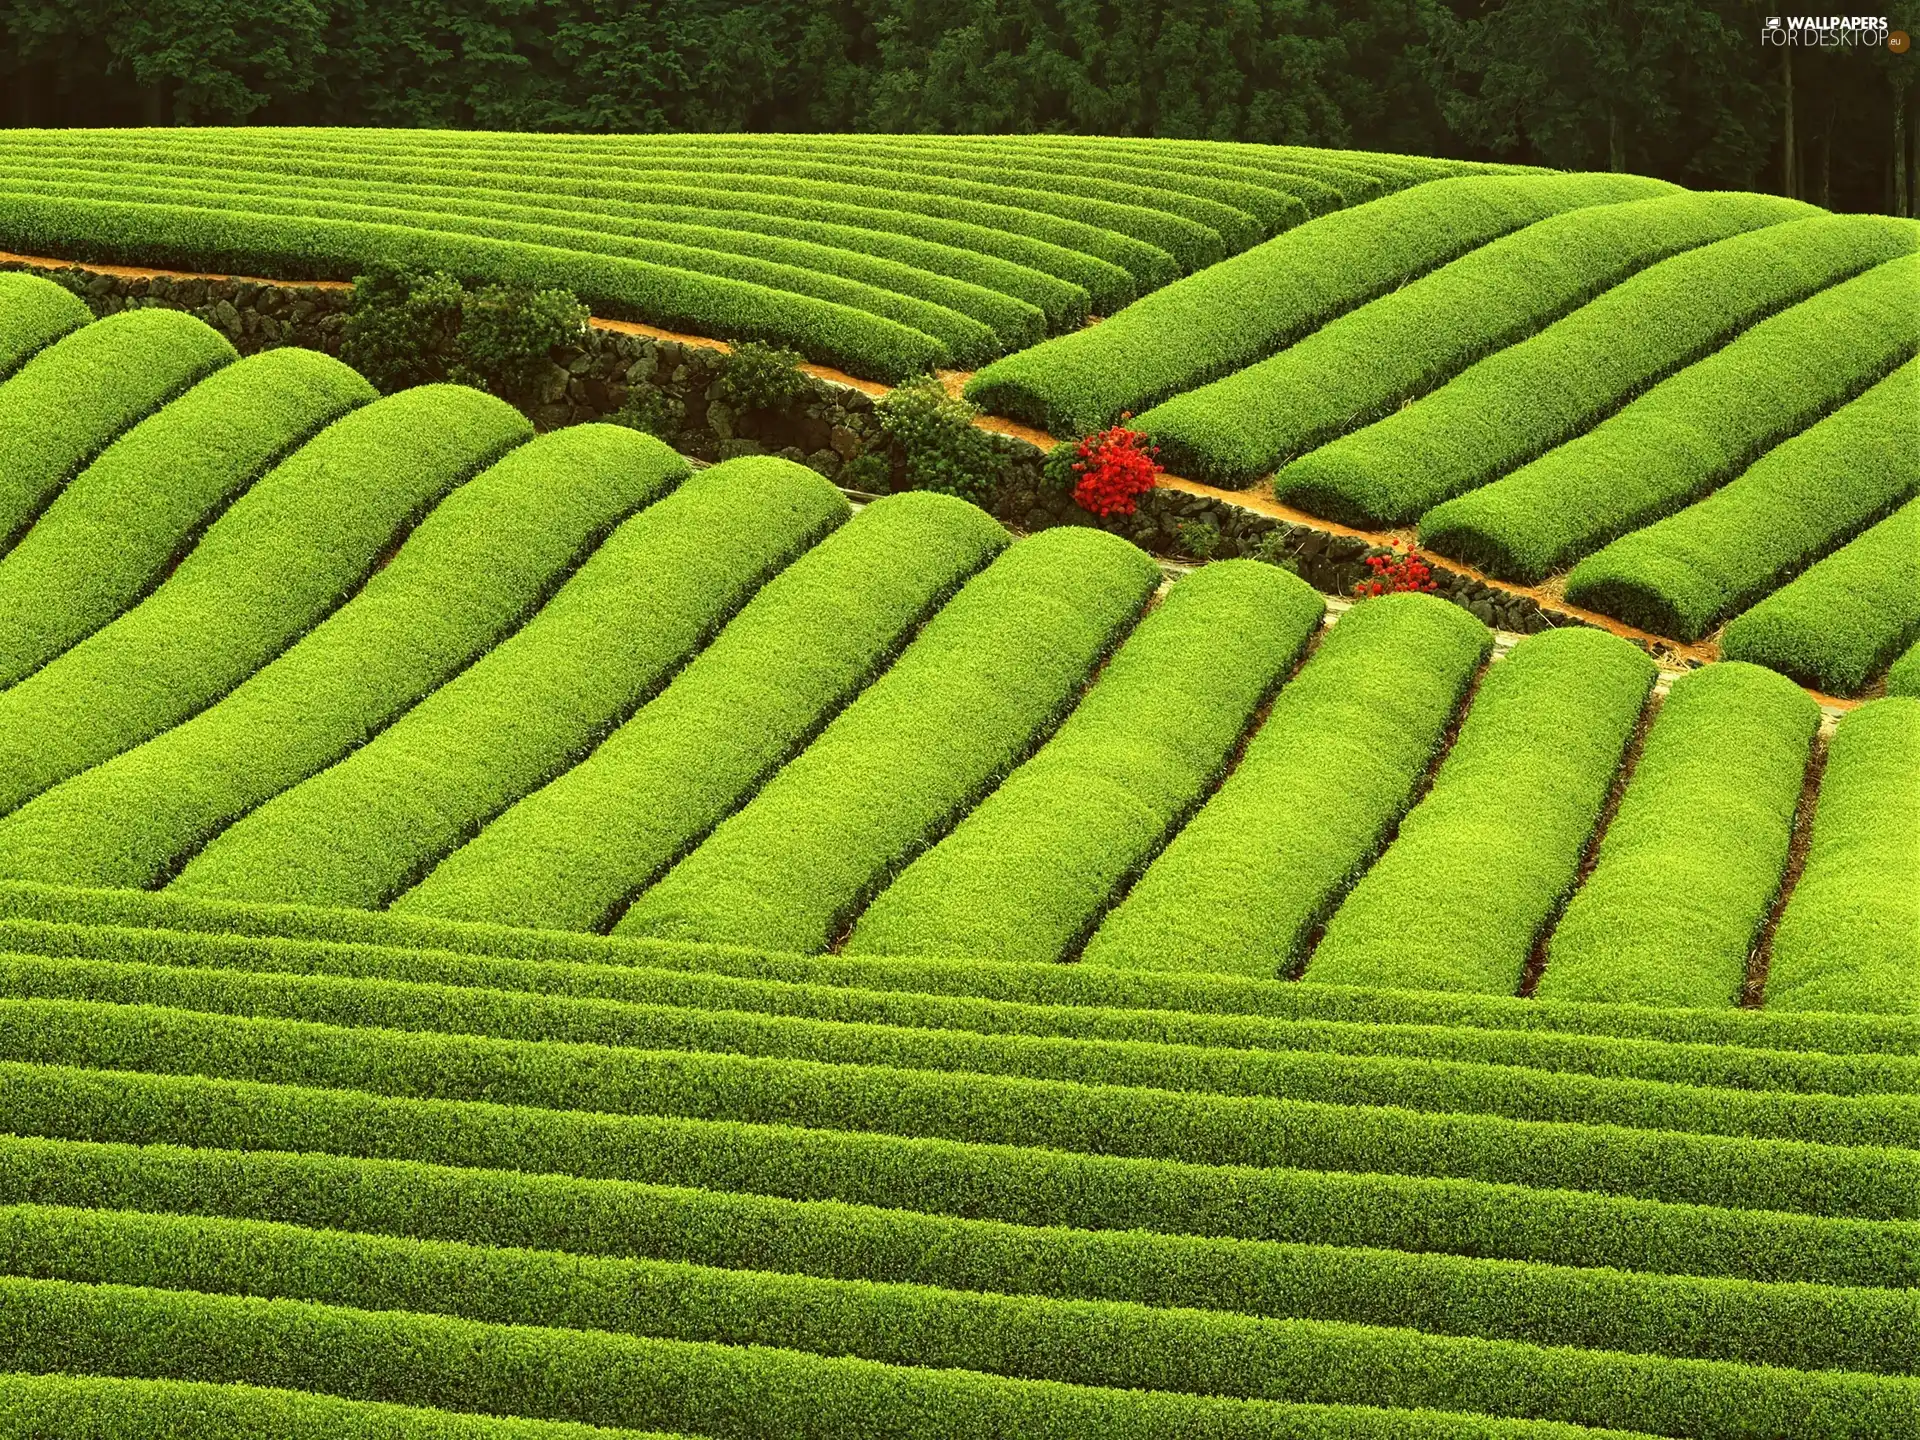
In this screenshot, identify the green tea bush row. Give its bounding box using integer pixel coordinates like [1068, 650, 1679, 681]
[0, 386, 530, 818]
[0, 308, 235, 549]
[1419, 252, 1920, 581]
[11, 951, 1920, 1150]
[169, 458, 847, 910]
[1719, 497, 1920, 694]
[1564, 358, 1920, 640]
[7, 1001, 1917, 1218]
[1768, 699, 1920, 1015]
[1308, 628, 1657, 995]
[0, 427, 686, 890]
[1276, 214, 1919, 526]
[0, 271, 89, 380]
[618, 528, 1161, 953]
[1891, 637, 1920, 698]
[1137, 191, 1812, 487]
[848, 561, 1324, 963]
[13, 1062, 1916, 1286]
[1081, 593, 1489, 977]
[964, 172, 1670, 435]
[0, 349, 372, 690]
[1539, 665, 1819, 1009]
[401, 493, 1007, 931]
[0, 189, 951, 382]
[6, 1134, 1915, 1376]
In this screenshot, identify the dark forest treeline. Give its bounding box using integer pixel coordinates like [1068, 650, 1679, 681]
[2, 1, 1914, 214]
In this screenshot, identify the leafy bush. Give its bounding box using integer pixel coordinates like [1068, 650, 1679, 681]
[717, 339, 811, 411]
[450, 282, 589, 408]
[1354, 545, 1437, 597]
[0, 270, 91, 381]
[609, 386, 681, 440]
[875, 375, 1000, 501]
[339, 265, 463, 393]
[1067, 423, 1162, 517]
[1173, 518, 1219, 559]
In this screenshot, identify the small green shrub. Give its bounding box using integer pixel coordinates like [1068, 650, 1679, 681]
[450, 283, 589, 409]
[837, 452, 888, 493]
[1173, 518, 1220, 560]
[717, 339, 811, 411]
[340, 266, 463, 394]
[876, 376, 1000, 502]
[1249, 529, 1304, 575]
[610, 386, 681, 440]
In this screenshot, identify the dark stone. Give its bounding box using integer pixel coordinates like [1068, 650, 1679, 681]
[1468, 600, 1496, 626]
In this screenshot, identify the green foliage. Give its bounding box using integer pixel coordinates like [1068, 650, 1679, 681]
[1768, 698, 1920, 1015]
[611, 386, 681, 441]
[1085, 593, 1490, 977]
[1276, 215, 1920, 526]
[0, 307, 235, 549]
[1539, 664, 1819, 1009]
[1891, 636, 1920, 699]
[339, 264, 463, 393]
[963, 173, 1672, 437]
[1307, 626, 1657, 994]
[619, 528, 1161, 953]
[399, 492, 1006, 932]
[715, 338, 810, 412]
[451, 282, 589, 408]
[1565, 359, 1920, 641]
[0, 386, 530, 819]
[1419, 254, 1920, 582]
[849, 561, 1323, 964]
[1136, 191, 1814, 487]
[0, 426, 684, 891]
[0, 348, 372, 690]
[1720, 497, 1920, 694]
[1172, 518, 1219, 559]
[875, 376, 1001, 502]
[0, 271, 90, 381]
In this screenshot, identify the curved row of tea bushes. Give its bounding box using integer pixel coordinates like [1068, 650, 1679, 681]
[14, 1060, 1915, 1288]
[1562, 360, 1920, 641]
[400, 493, 1008, 933]
[1538, 665, 1819, 1010]
[1082, 594, 1489, 978]
[6, 1134, 1915, 1378]
[1308, 628, 1657, 995]
[5, 1207, 1918, 1438]
[168, 458, 846, 911]
[0, 348, 374, 689]
[11, 1001, 1916, 1219]
[14, 950, 1920, 1150]
[1136, 191, 1814, 486]
[1891, 638, 1920, 698]
[0, 190, 952, 383]
[0, 307, 235, 549]
[0, 427, 687, 890]
[1719, 497, 1920, 694]
[1418, 253, 1920, 582]
[847, 561, 1324, 964]
[618, 528, 1160, 953]
[0, 271, 90, 380]
[964, 172, 1672, 435]
[0, 386, 529, 817]
[1768, 699, 1920, 1015]
[1276, 214, 1919, 526]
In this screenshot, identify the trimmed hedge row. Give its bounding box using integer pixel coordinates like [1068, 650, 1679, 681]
[1275, 214, 1919, 526]
[1564, 358, 1920, 640]
[1719, 497, 1920, 694]
[0, 348, 372, 690]
[1083, 593, 1490, 977]
[1768, 699, 1920, 1015]
[848, 560, 1324, 963]
[3, 1205, 1918, 1436]
[1538, 664, 1819, 1010]
[1136, 191, 1813, 487]
[1308, 627, 1657, 995]
[618, 527, 1160, 954]
[0, 386, 530, 818]
[12, 1062, 1917, 1286]
[6, 1001, 1918, 1218]
[1419, 252, 1920, 582]
[964, 172, 1672, 435]
[400, 492, 1007, 932]
[0, 426, 687, 890]
[169, 457, 847, 911]
[0, 271, 90, 381]
[0, 308, 235, 551]
[11, 950, 1920, 1149]
[1892, 636, 1920, 698]
[4, 1135, 1915, 1376]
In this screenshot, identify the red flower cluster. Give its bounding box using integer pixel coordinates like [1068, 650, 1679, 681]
[1070, 422, 1162, 517]
[1355, 545, 1438, 598]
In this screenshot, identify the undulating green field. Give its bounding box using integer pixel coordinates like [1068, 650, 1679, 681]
[2, 133, 1919, 1438]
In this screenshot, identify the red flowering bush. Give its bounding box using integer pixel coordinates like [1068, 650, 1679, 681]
[1355, 545, 1438, 598]
[1068, 422, 1162, 518]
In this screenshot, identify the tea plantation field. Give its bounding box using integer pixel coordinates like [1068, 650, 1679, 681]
[1, 142, 1919, 1438]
